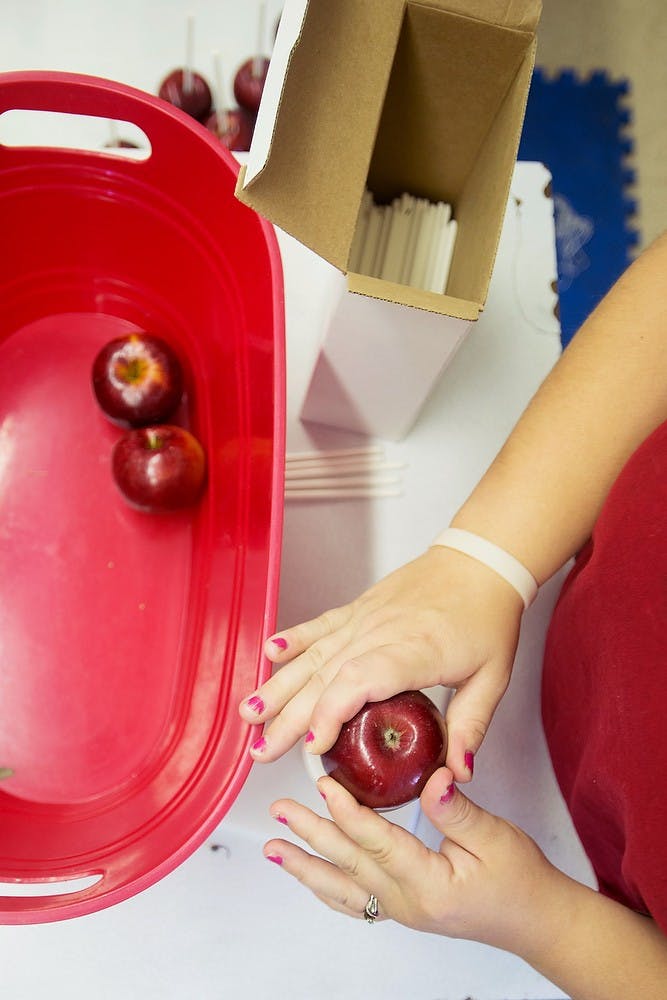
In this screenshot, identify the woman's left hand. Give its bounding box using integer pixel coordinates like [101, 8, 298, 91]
[263, 768, 570, 958]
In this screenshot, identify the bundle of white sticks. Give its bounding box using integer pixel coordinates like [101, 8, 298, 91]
[285, 446, 404, 501]
[348, 189, 458, 295]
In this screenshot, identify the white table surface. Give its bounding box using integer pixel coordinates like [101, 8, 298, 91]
[0, 4, 595, 998]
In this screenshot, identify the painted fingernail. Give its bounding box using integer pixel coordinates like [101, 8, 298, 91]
[251, 737, 267, 754]
[274, 813, 289, 825]
[464, 750, 475, 775]
[319, 789, 327, 800]
[439, 783, 455, 805]
[266, 854, 283, 866]
[270, 636, 288, 651]
[246, 695, 265, 714]
[304, 730, 315, 744]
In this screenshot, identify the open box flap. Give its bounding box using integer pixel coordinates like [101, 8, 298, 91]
[415, 0, 542, 31]
[347, 273, 481, 321]
[236, 0, 405, 272]
[236, 0, 541, 304]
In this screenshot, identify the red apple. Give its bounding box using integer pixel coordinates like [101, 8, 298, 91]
[233, 56, 270, 115]
[92, 333, 184, 428]
[111, 425, 206, 513]
[205, 107, 256, 152]
[321, 691, 448, 810]
[158, 68, 213, 122]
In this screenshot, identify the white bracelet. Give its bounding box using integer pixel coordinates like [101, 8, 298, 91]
[432, 527, 538, 610]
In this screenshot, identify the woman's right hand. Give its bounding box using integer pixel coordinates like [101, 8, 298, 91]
[240, 544, 525, 782]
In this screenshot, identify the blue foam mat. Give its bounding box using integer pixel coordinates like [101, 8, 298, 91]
[519, 68, 640, 347]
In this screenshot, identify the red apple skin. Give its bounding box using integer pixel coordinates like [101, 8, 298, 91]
[158, 69, 213, 122]
[111, 425, 206, 513]
[92, 333, 184, 428]
[205, 108, 256, 152]
[233, 57, 270, 115]
[321, 691, 448, 810]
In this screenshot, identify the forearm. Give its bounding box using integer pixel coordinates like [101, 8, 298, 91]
[452, 231, 667, 584]
[523, 872, 667, 1000]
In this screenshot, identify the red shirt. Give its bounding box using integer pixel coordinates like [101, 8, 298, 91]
[541, 419, 667, 933]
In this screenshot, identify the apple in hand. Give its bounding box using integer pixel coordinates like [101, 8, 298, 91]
[233, 56, 270, 115]
[92, 333, 184, 428]
[158, 69, 213, 122]
[321, 691, 448, 810]
[111, 425, 206, 513]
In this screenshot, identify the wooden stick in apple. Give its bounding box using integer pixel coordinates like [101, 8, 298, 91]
[205, 52, 254, 152]
[158, 14, 213, 122]
[234, 1, 270, 116]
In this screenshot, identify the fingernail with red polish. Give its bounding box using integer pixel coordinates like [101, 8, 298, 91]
[274, 814, 289, 825]
[251, 737, 267, 754]
[319, 789, 327, 800]
[271, 636, 288, 651]
[439, 783, 455, 805]
[246, 695, 265, 714]
[266, 854, 283, 866]
[304, 730, 315, 744]
[464, 750, 475, 775]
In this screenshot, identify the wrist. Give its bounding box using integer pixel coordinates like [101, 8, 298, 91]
[432, 527, 538, 610]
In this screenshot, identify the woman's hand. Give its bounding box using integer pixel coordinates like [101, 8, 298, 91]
[240, 545, 524, 782]
[262, 768, 566, 958]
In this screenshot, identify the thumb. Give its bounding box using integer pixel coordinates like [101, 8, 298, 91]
[420, 766, 502, 854]
[444, 663, 510, 782]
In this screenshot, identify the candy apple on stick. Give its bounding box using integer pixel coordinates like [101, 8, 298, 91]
[233, 1, 270, 115]
[205, 51, 255, 152]
[158, 14, 212, 122]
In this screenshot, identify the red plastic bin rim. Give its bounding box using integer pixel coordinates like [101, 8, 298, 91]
[0, 69, 286, 923]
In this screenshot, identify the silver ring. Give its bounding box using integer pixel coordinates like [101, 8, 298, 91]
[364, 893, 379, 925]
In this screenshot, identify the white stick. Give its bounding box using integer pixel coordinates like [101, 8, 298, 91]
[286, 446, 384, 462]
[358, 203, 383, 278]
[409, 198, 437, 289]
[375, 204, 394, 279]
[285, 461, 405, 479]
[253, 2, 267, 76]
[184, 14, 195, 94]
[286, 475, 402, 490]
[381, 194, 413, 282]
[401, 197, 426, 285]
[424, 203, 447, 292]
[212, 51, 230, 134]
[285, 488, 402, 500]
[439, 219, 458, 294]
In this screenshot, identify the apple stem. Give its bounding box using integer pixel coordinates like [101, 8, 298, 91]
[146, 430, 164, 451]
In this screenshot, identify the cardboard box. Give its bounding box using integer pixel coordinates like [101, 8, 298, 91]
[236, 0, 542, 440]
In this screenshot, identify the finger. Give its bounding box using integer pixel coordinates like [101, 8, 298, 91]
[240, 615, 356, 727]
[420, 766, 504, 858]
[305, 643, 428, 755]
[239, 648, 322, 727]
[262, 838, 373, 921]
[269, 793, 382, 889]
[262, 605, 353, 664]
[444, 663, 510, 782]
[315, 776, 438, 886]
[248, 668, 339, 761]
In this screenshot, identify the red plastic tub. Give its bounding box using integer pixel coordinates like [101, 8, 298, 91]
[0, 71, 285, 923]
